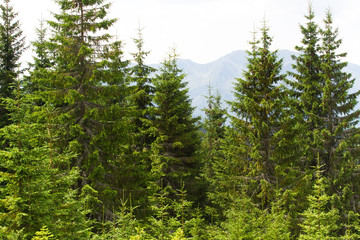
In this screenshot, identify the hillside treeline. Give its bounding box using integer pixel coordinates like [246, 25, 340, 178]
[1, 0, 360, 239]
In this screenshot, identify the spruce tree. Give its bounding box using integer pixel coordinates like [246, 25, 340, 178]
[30, 19, 52, 71]
[219, 195, 265, 240]
[318, 10, 360, 196]
[23, 19, 53, 102]
[150, 49, 201, 202]
[31, 226, 55, 240]
[0, 79, 93, 239]
[32, 0, 130, 221]
[290, 6, 360, 222]
[201, 87, 227, 181]
[299, 162, 340, 239]
[127, 28, 156, 212]
[0, 0, 26, 128]
[288, 6, 360, 234]
[343, 211, 360, 239]
[219, 192, 291, 240]
[288, 4, 323, 168]
[129, 27, 156, 146]
[227, 22, 296, 207]
[200, 87, 228, 219]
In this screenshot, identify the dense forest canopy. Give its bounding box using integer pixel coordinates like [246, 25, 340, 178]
[1, 0, 360, 239]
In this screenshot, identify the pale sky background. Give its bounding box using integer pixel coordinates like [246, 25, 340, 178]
[12, 0, 360, 65]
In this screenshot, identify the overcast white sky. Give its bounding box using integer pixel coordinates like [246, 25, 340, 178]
[13, 0, 360, 65]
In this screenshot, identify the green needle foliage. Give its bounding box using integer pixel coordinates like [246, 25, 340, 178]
[150, 48, 201, 201]
[343, 211, 360, 239]
[129, 27, 156, 132]
[30, 19, 52, 72]
[219, 191, 291, 240]
[127, 28, 157, 213]
[227, 22, 296, 207]
[200, 87, 228, 219]
[0, 79, 93, 239]
[299, 162, 340, 240]
[318, 10, 360, 204]
[31, 0, 131, 221]
[288, 4, 324, 169]
[0, 0, 26, 129]
[201, 87, 227, 182]
[289, 6, 360, 230]
[0, 1, 359, 239]
[31, 226, 55, 240]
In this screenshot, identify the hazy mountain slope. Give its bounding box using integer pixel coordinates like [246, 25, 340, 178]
[175, 50, 360, 117]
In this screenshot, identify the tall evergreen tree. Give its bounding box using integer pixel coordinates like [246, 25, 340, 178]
[24, 19, 53, 99]
[31, 0, 130, 221]
[318, 9, 360, 216]
[126, 28, 156, 212]
[288, 4, 324, 168]
[150, 49, 201, 202]
[290, 6, 360, 220]
[227, 22, 296, 207]
[0, 0, 26, 128]
[200, 87, 228, 219]
[0, 1, 27, 230]
[129, 27, 156, 146]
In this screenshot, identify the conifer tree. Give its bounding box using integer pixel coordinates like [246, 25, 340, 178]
[30, 19, 52, 71]
[90, 198, 145, 239]
[201, 87, 227, 181]
[32, 0, 130, 221]
[261, 192, 292, 240]
[288, 5, 323, 168]
[147, 181, 201, 239]
[227, 22, 295, 207]
[289, 6, 360, 234]
[290, 5, 360, 219]
[219, 195, 265, 240]
[318, 10, 360, 198]
[299, 162, 340, 239]
[0, 1, 27, 231]
[150, 49, 201, 202]
[129, 27, 156, 147]
[286, 7, 330, 232]
[200, 87, 228, 220]
[127, 28, 156, 211]
[24, 20, 53, 101]
[147, 184, 182, 239]
[0, 79, 93, 239]
[0, 0, 26, 128]
[219, 192, 291, 240]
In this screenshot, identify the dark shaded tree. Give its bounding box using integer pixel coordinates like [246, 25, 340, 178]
[318, 9, 360, 216]
[150, 49, 201, 202]
[126, 28, 157, 213]
[31, 0, 131, 222]
[200, 86, 228, 221]
[288, 5, 324, 168]
[201, 86, 227, 181]
[227, 22, 297, 207]
[0, 0, 26, 128]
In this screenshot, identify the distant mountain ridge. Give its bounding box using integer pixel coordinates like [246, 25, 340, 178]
[173, 49, 360, 117]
